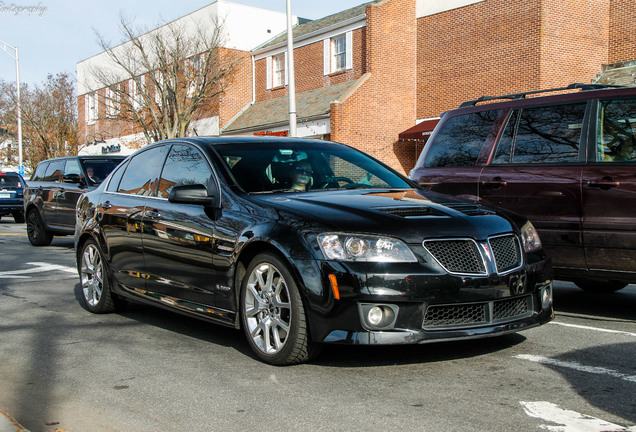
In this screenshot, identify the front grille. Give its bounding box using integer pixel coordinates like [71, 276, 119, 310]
[423, 239, 486, 275]
[423, 295, 534, 330]
[489, 235, 522, 273]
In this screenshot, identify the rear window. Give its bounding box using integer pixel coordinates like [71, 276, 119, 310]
[0, 174, 22, 188]
[423, 110, 501, 167]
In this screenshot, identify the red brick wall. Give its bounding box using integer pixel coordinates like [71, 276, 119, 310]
[609, 0, 636, 62]
[539, 0, 609, 89]
[417, 0, 543, 120]
[255, 27, 367, 102]
[417, 0, 611, 121]
[331, 0, 418, 175]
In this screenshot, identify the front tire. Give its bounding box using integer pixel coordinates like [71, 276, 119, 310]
[240, 252, 318, 365]
[26, 210, 52, 246]
[79, 239, 117, 313]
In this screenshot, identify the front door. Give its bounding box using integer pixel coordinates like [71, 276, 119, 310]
[479, 103, 588, 269]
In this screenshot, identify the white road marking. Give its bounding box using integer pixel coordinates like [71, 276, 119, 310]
[520, 401, 636, 432]
[0, 262, 77, 279]
[514, 354, 636, 383]
[550, 321, 636, 338]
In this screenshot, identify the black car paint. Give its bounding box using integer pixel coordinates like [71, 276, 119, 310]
[75, 137, 553, 351]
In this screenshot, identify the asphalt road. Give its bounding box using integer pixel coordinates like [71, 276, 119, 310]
[0, 220, 635, 432]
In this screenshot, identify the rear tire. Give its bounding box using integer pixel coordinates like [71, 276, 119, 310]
[240, 252, 320, 365]
[26, 209, 52, 246]
[573, 279, 628, 293]
[79, 239, 118, 313]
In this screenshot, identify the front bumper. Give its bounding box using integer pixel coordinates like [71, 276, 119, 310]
[297, 250, 554, 345]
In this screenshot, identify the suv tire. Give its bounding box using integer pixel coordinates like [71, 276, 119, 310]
[26, 209, 53, 246]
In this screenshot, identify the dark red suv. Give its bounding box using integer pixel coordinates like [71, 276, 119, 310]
[410, 84, 636, 292]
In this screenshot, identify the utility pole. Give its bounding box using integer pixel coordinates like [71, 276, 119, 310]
[286, 0, 297, 137]
[0, 40, 23, 175]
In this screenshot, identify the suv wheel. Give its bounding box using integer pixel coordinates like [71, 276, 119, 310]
[26, 209, 53, 246]
[573, 279, 628, 293]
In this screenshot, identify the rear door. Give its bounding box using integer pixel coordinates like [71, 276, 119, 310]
[98, 145, 169, 293]
[582, 97, 636, 273]
[478, 102, 588, 269]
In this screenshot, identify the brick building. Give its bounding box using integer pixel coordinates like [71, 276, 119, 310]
[77, 0, 636, 174]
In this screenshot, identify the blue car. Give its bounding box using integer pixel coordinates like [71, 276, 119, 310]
[0, 172, 25, 223]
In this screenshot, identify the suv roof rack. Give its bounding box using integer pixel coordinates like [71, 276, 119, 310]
[459, 83, 626, 107]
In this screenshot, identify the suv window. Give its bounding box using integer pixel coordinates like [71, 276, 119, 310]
[493, 103, 586, 164]
[31, 162, 49, 181]
[81, 159, 125, 185]
[43, 160, 65, 182]
[118, 146, 169, 195]
[157, 145, 213, 198]
[424, 110, 501, 167]
[596, 98, 636, 162]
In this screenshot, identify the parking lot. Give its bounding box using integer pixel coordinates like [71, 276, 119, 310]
[0, 220, 634, 432]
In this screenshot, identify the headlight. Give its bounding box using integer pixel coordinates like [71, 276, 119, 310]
[317, 233, 417, 262]
[520, 221, 542, 252]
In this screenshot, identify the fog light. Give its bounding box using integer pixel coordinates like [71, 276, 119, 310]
[368, 306, 384, 326]
[541, 283, 553, 308]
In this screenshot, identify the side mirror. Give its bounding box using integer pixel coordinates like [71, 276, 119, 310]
[62, 173, 81, 184]
[168, 184, 215, 206]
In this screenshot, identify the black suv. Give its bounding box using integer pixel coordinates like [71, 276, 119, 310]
[24, 155, 125, 246]
[410, 83, 636, 292]
[0, 172, 25, 223]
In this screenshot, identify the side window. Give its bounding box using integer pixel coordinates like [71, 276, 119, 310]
[157, 145, 213, 198]
[106, 160, 128, 192]
[64, 159, 81, 176]
[596, 99, 636, 162]
[117, 146, 169, 195]
[494, 103, 586, 164]
[42, 160, 65, 182]
[31, 162, 49, 181]
[424, 110, 501, 167]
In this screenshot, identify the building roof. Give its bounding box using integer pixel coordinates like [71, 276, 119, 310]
[254, 1, 378, 51]
[594, 60, 636, 87]
[223, 80, 360, 133]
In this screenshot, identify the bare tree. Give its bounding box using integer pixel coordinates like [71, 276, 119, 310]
[0, 73, 78, 171]
[87, 15, 240, 143]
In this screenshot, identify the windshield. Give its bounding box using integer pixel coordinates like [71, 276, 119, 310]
[213, 140, 413, 193]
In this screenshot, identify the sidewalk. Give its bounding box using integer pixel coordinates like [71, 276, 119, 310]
[0, 410, 28, 432]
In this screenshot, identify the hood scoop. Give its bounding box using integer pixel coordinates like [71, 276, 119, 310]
[376, 206, 444, 218]
[442, 202, 496, 216]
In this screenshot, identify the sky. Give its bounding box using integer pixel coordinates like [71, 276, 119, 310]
[0, 0, 370, 86]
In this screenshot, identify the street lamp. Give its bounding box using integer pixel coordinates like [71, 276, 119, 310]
[0, 39, 23, 175]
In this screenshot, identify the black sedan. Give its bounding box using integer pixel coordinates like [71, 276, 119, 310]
[74, 137, 553, 365]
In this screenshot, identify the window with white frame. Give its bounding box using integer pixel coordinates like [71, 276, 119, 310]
[105, 87, 119, 118]
[324, 31, 353, 75]
[272, 53, 285, 87]
[86, 92, 97, 123]
[129, 76, 144, 111]
[266, 53, 287, 90]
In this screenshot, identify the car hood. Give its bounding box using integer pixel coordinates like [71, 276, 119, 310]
[249, 189, 518, 243]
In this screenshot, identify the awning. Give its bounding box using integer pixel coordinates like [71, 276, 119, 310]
[398, 119, 440, 141]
